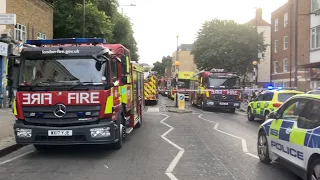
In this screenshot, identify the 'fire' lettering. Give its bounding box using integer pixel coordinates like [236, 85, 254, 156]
[68, 92, 99, 104]
[22, 93, 52, 105]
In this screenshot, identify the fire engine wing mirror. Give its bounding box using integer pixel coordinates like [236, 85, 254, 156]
[120, 55, 130, 74]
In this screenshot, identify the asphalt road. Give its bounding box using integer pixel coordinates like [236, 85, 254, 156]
[0, 96, 302, 180]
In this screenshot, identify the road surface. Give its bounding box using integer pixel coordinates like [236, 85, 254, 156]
[0, 96, 302, 180]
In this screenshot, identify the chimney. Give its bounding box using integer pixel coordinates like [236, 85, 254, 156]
[256, 8, 262, 20]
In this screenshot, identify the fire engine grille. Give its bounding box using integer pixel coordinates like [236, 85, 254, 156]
[22, 105, 101, 125]
[211, 95, 237, 102]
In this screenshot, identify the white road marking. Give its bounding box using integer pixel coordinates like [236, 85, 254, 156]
[104, 165, 108, 169]
[160, 113, 185, 180]
[198, 114, 259, 159]
[0, 150, 35, 166]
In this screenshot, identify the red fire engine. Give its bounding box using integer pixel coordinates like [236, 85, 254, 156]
[12, 38, 144, 150]
[190, 69, 241, 113]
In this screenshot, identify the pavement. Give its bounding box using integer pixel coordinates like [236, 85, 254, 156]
[0, 108, 16, 154]
[0, 96, 302, 180]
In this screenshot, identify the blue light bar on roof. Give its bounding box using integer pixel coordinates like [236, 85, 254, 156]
[26, 38, 106, 46]
[267, 85, 273, 90]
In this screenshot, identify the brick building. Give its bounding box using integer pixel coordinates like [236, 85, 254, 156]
[0, 0, 53, 42]
[172, 44, 197, 76]
[271, 0, 310, 90]
[0, 0, 53, 107]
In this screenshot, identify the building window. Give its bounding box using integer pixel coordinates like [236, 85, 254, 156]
[274, 40, 278, 53]
[312, 0, 320, 12]
[275, 19, 279, 32]
[283, 58, 288, 72]
[311, 26, 320, 49]
[37, 32, 46, 40]
[14, 24, 26, 42]
[284, 13, 288, 27]
[284, 36, 288, 50]
[274, 61, 279, 73]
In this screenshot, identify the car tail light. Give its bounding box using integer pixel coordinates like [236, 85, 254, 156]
[273, 102, 282, 107]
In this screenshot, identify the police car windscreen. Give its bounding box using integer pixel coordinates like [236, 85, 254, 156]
[20, 58, 105, 86]
[278, 93, 297, 102]
[209, 77, 238, 88]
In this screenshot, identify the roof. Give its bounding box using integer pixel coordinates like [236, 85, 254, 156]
[298, 61, 320, 68]
[265, 90, 304, 94]
[178, 44, 193, 51]
[293, 94, 320, 100]
[246, 18, 270, 26]
[102, 44, 130, 55]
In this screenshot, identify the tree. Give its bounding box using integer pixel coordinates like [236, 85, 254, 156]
[43, 0, 139, 61]
[152, 56, 172, 75]
[192, 19, 267, 76]
[112, 14, 139, 62]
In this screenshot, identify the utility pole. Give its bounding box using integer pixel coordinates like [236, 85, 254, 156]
[82, 0, 86, 38]
[294, 0, 299, 87]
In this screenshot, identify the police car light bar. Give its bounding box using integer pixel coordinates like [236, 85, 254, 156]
[26, 38, 107, 46]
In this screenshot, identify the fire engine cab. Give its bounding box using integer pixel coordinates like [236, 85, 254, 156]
[12, 38, 144, 150]
[190, 69, 241, 113]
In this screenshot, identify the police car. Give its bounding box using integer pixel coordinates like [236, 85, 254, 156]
[248, 86, 303, 121]
[258, 94, 320, 180]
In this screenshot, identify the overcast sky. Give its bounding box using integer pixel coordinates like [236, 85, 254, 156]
[119, 0, 288, 65]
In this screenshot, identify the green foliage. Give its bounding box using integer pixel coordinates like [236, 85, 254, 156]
[112, 14, 139, 62]
[152, 56, 172, 75]
[192, 19, 267, 76]
[44, 0, 139, 61]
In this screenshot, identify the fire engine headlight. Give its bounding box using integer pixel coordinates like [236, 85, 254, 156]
[234, 103, 240, 106]
[16, 128, 32, 138]
[90, 127, 110, 138]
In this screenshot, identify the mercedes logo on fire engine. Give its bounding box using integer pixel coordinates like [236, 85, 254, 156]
[53, 104, 67, 118]
[222, 96, 227, 99]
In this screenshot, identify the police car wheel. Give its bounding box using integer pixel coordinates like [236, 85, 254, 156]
[308, 158, 320, 180]
[257, 131, 271, 164]
[247, 108, 254, 121]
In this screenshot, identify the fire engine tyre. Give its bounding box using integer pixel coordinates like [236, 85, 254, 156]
[201, 100, 206, 111]
[113, 123, 123, 150]
[257, 131, 272, 164]
[136, 107, 142, 128]
[247, 107, 255, 121]
[113, 109, 125, 150]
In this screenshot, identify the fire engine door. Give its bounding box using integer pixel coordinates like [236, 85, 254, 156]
[133, 71, 138, 119]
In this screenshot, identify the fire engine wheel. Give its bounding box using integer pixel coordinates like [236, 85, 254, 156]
[201, 100, 206, 111]
[136, 108, 142, 128]
[229, 108, 236, 113]
[113, 123, 123, 150]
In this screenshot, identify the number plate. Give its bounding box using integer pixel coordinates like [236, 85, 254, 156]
[219, 102, 228, 106]
[48, 130, 72, 136]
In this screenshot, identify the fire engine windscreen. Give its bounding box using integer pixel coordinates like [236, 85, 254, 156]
[177, 79, 190, 88]
[208, 76, 239, 88]
[20, 58, 106, 85]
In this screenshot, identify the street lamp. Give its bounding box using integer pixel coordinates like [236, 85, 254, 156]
[120, 4, 136, 15]
[175, 35, 179, 107]
[252, 61, 258, 86]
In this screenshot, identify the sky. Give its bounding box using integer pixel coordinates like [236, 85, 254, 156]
[119, 0, 288, 65]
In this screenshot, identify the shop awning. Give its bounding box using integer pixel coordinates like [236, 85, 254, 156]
[298, 62, 320, 68]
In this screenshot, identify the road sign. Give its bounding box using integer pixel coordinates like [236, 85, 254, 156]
[178, 94, 185, 110]
[0, 14, 16, 25]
